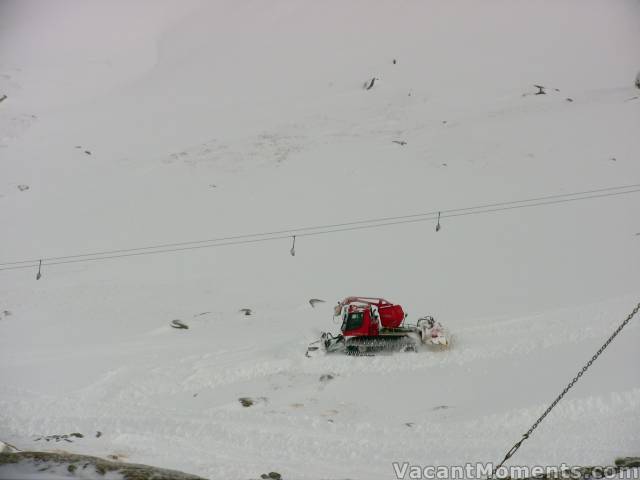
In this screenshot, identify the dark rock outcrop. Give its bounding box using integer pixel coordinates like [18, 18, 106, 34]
[0, 451, 206, 480]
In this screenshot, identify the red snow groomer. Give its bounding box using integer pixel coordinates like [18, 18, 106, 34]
[308, 296, 449, 356]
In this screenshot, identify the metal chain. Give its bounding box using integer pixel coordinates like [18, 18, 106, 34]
[489, 301, 640, 478]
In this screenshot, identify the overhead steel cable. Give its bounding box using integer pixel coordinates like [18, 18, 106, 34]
[3, 182, 639, 268]
[1, 183, 639, 272]
[488, 300, 640, 478]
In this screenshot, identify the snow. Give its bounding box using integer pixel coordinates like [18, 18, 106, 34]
[1, 0, 639, 479]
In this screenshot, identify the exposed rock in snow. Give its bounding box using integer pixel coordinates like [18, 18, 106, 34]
[364, 77, 378, 90]
[238, 396, 268, 408]
[260, 472, 282, 480]
[534, 84, 546, 95]
[616, 457, 640, 468]
[34, 432, 84, 443]
[0, 452, 205, 480]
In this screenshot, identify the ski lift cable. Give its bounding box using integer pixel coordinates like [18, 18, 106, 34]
[1, 183, 638, 267]
[1, 183, 638, 268]
[5, 184, 640, 269]
[0, 235, 299, 270]
[0, 185, 639, 272]
[1, 187, 639, 271]
[289, 188, 640, 239]
[488, 301, 640, 479]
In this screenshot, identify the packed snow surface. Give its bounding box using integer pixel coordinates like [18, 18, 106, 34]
[1, 1, 639, 479]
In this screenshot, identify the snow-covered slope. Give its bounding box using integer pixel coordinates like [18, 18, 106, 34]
[1, 1, 639, 479]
